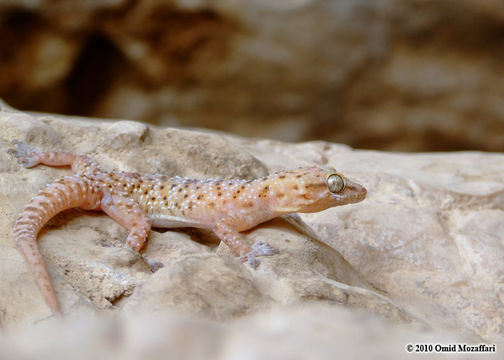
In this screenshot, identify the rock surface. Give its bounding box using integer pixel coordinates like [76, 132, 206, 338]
[0, 305, 484, 360]
[1, 0, 504, 150]
[1, 106, 504, 355]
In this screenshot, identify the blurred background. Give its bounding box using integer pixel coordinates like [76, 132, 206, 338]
[1, 0, 504, 151]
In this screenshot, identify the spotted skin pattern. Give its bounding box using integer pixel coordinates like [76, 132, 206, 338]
[8, 140, 367, 315]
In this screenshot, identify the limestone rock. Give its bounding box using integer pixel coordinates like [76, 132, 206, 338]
[0, 305, 482, 360]
[1, 107, 504, 346]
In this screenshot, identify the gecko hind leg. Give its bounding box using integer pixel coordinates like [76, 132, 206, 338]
[100, 192, 163, 273]
[8, 140, 44, 168]
[8, 140, 97, 173]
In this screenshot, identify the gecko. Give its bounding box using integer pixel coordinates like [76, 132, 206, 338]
[8, 140, 367, 315]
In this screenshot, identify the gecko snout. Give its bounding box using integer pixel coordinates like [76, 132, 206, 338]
[347, 180, 367, 203]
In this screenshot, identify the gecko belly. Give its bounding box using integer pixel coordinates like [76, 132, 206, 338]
[149, 215, 208, 229]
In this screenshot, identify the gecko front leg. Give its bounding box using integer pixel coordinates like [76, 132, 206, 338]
[214, 217, 279, 269]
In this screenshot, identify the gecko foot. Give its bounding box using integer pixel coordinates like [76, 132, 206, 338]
[141, 254, 164, 273]
[241, 241, 280, 269]
[7, 140, 42, 168]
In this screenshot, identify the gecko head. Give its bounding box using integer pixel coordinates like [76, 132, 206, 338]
[322, 166, 367, 205]
[279, 166, 367, 213]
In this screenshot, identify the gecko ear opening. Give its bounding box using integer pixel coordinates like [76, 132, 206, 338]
[327, 174, 345, 193]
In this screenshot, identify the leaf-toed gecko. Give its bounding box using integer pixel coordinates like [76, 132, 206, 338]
[8, 140, 367, 315]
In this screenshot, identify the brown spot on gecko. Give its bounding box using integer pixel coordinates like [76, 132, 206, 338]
[163, 196, 167, 200]
[292, 185, 299, 190]
[184, 194, 188, 198]
[178, 188, 182, 192]
[279, 175, 286, 179]
[23, 206, 40, 213]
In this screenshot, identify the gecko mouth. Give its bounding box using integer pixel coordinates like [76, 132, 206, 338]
[349, 184, 367, 202]
[333, 182, 367, 204]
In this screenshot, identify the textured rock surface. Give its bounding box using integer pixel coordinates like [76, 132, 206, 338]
[1, 0, 504, 150]
[1, 107, 504, 351]
[0, 305, 485, 360]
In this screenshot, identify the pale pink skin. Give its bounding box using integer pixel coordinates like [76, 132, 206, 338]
[8, 141, 367, 315]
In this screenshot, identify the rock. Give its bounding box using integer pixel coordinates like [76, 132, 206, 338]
[0, 305, 481, 360]
[1, 107, 504, 346]
[2, 1, 504, 150]
[122, 254, 272, 319]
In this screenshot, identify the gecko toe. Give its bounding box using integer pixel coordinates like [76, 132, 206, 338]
[251, 241, 280, 256]
[245, 255, 260, 269]
[141, 254, 164, 273]
[242, 242, 280, 269]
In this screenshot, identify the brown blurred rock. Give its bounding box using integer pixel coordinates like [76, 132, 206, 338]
[1, 1, 504, 150]
[1, 107, 504, 349]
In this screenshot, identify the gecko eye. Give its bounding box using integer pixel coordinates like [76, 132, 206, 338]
[327, 174, 345, 193]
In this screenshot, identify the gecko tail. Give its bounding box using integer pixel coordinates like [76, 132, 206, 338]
[14, 225, 62, 314]
[13, 176, 101, 315]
